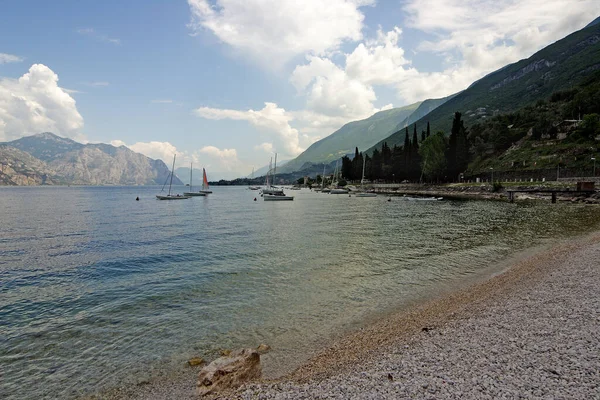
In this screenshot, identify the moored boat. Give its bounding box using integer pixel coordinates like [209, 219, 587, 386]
[157, 155, 191, 200]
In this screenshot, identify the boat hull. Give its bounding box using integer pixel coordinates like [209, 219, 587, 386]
[264, 194, 294, 201]
[183, 192, 207, 196]
[330, 189, 349, 194]
[156, 195, 190, 200]
[199, 190, 212, 194]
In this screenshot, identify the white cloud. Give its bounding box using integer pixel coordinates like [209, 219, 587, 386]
[77, 28, 121, 45]
[187, 0, 374, 66]
[254, 142, 274, 153]
[61, 88, 83, 94]
[127, 141, 181, 164]
[0, 64, 84, 142]
[396, 0, 600, 99]
[0, 53, 23, 64]
[195, 102, 304, 156]
[83, 81, 109, 87]
[109, 139, 246, 178]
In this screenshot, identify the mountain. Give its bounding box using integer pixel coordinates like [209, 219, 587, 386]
[368, 19, 600, 152]
[245, 159, 289, 178]
[278, 102, 422, 173]
[0, 132, 183, 186]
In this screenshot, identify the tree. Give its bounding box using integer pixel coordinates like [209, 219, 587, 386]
[447, 112, 469, 180]
[411, 124, 421, 180]
[426, 121, 431, 138]
[579, 113, 600, 139]
[419, 132, 447, 182]
[341, 156, 353, 180]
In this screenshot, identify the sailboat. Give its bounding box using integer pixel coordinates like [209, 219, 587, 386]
[330, 160, 349, 194]
[249, 167, 260, 190]
[262, 153, 293, 200]
[156, 155, 190, 200]
[184, 163, 207, 197]
[355, 156, 377, 197]
[199, 168, 212, 194]
[262, 154, 285, 196]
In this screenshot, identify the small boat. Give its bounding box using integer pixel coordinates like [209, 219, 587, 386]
[184, 163, 207, 197]
[329, 160, 349, 194]
[248, 168, 260, 190]
[403, 196, 443, 201]
[264, 193, 294, 201]
[157, 155, 190, 200]
[355, 157, 376, 197]
[199, 168, 212, 194]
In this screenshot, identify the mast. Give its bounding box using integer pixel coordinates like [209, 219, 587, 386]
[189, 162, 193, 192]
[361, 156, 366, 186]
[273, 153, 277, 186]
[169, 154, 176, 196]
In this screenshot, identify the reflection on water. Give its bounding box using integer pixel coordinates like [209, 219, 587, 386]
[1, 186, 599, 399]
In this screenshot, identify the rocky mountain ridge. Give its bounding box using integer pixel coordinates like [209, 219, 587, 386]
[0, 132, 183, 186]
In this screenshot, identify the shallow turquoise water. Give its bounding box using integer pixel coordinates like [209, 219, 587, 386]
[1, 186, 599, 399]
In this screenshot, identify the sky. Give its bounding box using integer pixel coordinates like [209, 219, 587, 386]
[0, 0, 598, 179]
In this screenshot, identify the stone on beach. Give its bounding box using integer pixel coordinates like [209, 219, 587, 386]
[197, 348, 262, 396]
[256, 344, 271, 354]
[187, 357, 204, 367]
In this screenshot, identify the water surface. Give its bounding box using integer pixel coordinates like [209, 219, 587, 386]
[1, 185, 599, 399]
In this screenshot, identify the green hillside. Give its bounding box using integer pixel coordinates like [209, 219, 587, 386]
[369, 20, 600, 153]
[279, 102, 421, 173]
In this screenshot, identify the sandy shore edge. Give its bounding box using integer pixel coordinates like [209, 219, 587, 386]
[223, 230, 600, 398]
[97, 230, 600, 399]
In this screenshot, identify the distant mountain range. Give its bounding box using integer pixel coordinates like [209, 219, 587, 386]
[367, 18, 600, 153]
[0, 132, 182, 186]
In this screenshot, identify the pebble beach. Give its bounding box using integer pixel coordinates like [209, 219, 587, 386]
[102, 232, 600, 399]
[232, 232, 600, 399]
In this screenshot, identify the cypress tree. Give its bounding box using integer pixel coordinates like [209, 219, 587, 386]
[412, 124, 421, 180]
[426, 122, 431, 138]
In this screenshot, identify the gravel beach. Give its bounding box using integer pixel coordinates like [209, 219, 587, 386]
[106, 232, 600, 399]
[228, 233, 600, 399]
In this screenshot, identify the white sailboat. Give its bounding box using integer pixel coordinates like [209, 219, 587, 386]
[330, 160, 349, 194]
[355, 156, 377, 197]
[157, 155, 190, 200]
[249, 167, 260, 190]
[262, 153, 293, 200]
[184, 163, 207, 197]
[262, 154, 285, 196]
[199, 168, 212, 194]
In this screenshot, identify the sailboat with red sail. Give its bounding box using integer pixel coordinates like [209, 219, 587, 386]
[199, 168, 212, 194]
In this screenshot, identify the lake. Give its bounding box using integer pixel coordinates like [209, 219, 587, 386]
[1, 185, 599, 399]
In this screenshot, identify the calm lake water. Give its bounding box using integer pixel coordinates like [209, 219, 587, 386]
[1, 185, 599, 399]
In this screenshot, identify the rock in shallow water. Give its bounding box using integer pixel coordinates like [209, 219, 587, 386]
[197, 348, 261, 396]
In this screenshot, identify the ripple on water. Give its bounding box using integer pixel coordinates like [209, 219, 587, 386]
[1, 186, 599, 399]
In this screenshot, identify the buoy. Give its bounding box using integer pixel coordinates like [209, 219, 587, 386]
[254, 197, 257, 201]
[387, 197, 391, 202]
[136, 196, 139, 201]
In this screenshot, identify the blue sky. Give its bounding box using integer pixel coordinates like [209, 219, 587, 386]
[1, 0, 598, 179]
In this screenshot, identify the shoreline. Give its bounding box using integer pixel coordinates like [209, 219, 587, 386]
[369, 183, 600, 203]
[102, 230, 600, 399]
[228, 231, 600, 399]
